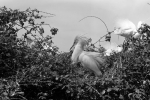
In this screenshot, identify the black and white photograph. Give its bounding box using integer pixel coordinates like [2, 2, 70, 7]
[0, 0, 150, 100]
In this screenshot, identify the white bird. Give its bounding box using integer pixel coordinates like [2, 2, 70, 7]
[104, 49, 114, 56]
[70, 36, 105, 76]
[115, 45, 123, 53]
[114, 19, 144, 39]
[104, 45, 123, 56]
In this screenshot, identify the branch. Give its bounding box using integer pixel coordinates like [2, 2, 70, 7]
[93, 31, 113, 45]
[93, 34, 108, 45]
[38, 10, 56, 16]
[79, 16, 109, 32]
[84, 82, 102, 97]
[17, 23, 51, 30]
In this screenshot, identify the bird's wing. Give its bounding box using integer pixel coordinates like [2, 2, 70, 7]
[116, 19, 136, 30]
[114, 19, 137, 38]
[83, 52, 105, 61]
[79, 51, 105, 74]
[71, 44, 83, 63]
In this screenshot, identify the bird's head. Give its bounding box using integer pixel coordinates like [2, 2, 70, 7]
[70, 36, 79, 52]
[70, 36, 92, 64]
[113, 19, 137, 38]
[70, 35, 92, 52]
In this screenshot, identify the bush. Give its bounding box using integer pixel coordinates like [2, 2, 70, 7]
[1, 6, 150, 100]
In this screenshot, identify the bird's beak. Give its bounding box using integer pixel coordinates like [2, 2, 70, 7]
[70, 42, 76, 52]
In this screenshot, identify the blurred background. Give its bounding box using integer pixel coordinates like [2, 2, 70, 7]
[1, 0, 150, 51]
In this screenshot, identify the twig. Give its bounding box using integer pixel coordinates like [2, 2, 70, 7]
[84, 82, 102, 97]
[11, 95, 28, 100]
[38, 10, 56, 16]
[93, 34, 108, 45]
[79, 16, 109, 32]
[17, 23, 51, 30]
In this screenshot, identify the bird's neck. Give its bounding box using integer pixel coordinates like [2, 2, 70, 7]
[71, 44, 84, 63]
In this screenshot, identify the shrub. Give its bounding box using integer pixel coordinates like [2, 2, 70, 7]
[1, 6, 150, 100]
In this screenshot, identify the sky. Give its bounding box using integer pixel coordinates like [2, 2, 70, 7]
[1, 0, 150, 52]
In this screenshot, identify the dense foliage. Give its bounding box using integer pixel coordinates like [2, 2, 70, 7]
[0, 6, 150, 100]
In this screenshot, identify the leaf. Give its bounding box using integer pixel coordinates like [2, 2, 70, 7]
[66, 90, 70, 93]
[39, 26, 44, 36]
[19, 20, 24, 26]
[50, 28, 58, 35]
[107, 88, 112, 92]
[3, 92, 8, 96]
[41, 21, 44, 24]
[24, 33, 27, 38]
[28, 18, 34, 25]
[101, 90, 105, 95]
[26, 37, 33, 44]
[113, 87, 119, 91]
[135, 88, 139, 92]
[119, 94, 124, 99]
